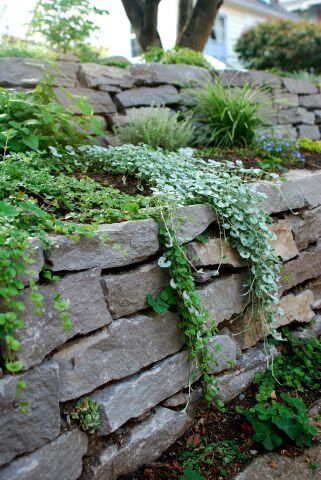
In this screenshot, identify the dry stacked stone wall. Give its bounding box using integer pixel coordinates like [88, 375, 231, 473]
[1, 169, 321, 479]
[1, 57, 321, 139]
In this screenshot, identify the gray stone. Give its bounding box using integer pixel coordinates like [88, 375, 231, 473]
[186, 237, 245, 268]
[283, 77, 318, 95]
[0, 429, 87, 480]
[281, 241, 321, 292]
[129, 63, 212, 87]
[179, 88, 201, 107]
[54, 86, 116, 114]
[228, 309, 265, 350]
[272, 124, 297, 138]
[198, 272, 248, 324]
[294, 315, 321, 339]
[82, 407, 192, 480]
[0, 362, 60, 466]
[299, 93, 321, 109]
[163, 391, 188, 408]
[101, 262, 169, 319]
[208, 334, 240, 373]
[315, 110, 321, 123]
[277, 107, 315, 125]
[46, 218, 159, 271]
[0, 58, 78, 88]
[297, 124, 320, 140]
[219, 70, 281, 89]
[216, 345, 278, 402]
[115, 85, 180, 108]
[15, 268, 111, 370]
[274, 290, 314, 328]
[92, 351, 195, 434]
[19, 237, 44, 286]
[173, 204, 216, 243]
[286, 206, 321, 250]
[53, 312, 183, 401]
[78, 63, 134, 90]
[274, 93, 299, 110]
[251, 170, 321, 214]
[234, 444, 321, 480]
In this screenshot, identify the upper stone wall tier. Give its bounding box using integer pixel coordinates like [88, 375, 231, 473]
[2, 57, 321, 139]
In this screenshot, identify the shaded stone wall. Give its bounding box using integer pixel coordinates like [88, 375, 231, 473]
[1, 169, 321, 479]
[1, 57, 321, 140]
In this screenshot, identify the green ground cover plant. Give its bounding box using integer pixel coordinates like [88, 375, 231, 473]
[69, 397, 100, 433]
[114, 107, 194, 150]
[143, 46, 210, 69]
[193, 81, 267, 147]
[298, 137, 321, 153]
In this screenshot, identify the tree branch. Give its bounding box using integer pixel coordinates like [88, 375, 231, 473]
[121, 0, 162, 51]
[177, 0, 193, 37]
[177, 0, 223, 51]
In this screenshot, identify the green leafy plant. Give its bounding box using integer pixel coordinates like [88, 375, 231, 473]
[143, 46, 210, 69]
[70, 397, 100, 433]
[29, 0, 108, 53]
[193, 81, 268, 147]
[240, 393, 317, 451]
[0, 35, 56, 60]
[114, 107, 194, 151]
[298, 137, 321, 154]
[236, 20, 321, 73]
[179, 469, 205, 480]
[0, 78, 103, 154]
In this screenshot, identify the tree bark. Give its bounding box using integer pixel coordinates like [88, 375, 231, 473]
[177, 0, 193, 36]
[176, 0, 223, 51]
[121, 0, 162, 51]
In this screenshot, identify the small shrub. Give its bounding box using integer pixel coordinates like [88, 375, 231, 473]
[298, 137, 321, 153]
[70, 397, 100, 433]
[114, 107, 194, 150]
[143, 46, 210, 69]
[0, 36, 56, 60]
[193, 81, 267, 147]
[235, 20, 321, 73]
[254, 134, 304, 170]
[0, 78, 103, 153]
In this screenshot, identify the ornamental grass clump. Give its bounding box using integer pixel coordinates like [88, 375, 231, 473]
[114, 106, 194, 151]
[193, 81, 267, 148]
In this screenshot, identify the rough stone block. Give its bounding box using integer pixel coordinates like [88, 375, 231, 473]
[163, 391, 188, 408]
[294, 315, 321, 339]
[15, 268, 111, 370]
[53, 312, 184, 401]
[173, 204, 216, 243]
[283, 78, 318, 95]
[281, 241, 321, 293]
[19, 237, 44, 286]
[78, 63, 134, 90]
[274, 93, 299, 110]
[101, 262, 169, 319]
[297, 125, 320, 140]
[54, 87, 116, 114]
[272, 124, 297, 138]
[307, 276, 321, 309]
[82, 407, 192, 480]
[228, 309, 265, 350]
[129, 63, 212, 87]
[219, 70, 281, 89]
[299, 94, 321, 109]
[216, 345, 278, 402]
[270, 220, 299, 261]
[277, 107, 315, 125]
[186, 237, 245, 268]
[92, 351, 195, 434]
[0, 429, 87, 480]
[198, 272, 248, 324]
[0, 362, 60, 466]
[315, 110, 321, 124]
[286, 206, 321, 250]
[208, 334, 241, 373]
[251, 170, 321, 213]
[46, 218, 159, 271]
[115, 85, 180, 108]
[274, 290, 314, 328]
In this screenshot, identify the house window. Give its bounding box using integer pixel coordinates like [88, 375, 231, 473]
[204, 14, 227, 61]
[130, 26, 141, 57]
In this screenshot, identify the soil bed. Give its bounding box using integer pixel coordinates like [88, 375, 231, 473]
[120, 386, 321, 480]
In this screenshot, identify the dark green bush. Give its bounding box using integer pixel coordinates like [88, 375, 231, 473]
[235, 20, 321, 72]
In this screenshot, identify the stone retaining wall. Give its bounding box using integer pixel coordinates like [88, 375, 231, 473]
[1, 169, 321, 479]
[2, 57, 321, 140]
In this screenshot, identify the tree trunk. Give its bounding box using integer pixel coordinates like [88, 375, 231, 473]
[177, 0, 193, 35]
[176, 0, 223, 51]
[121, 0, 162, 51]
